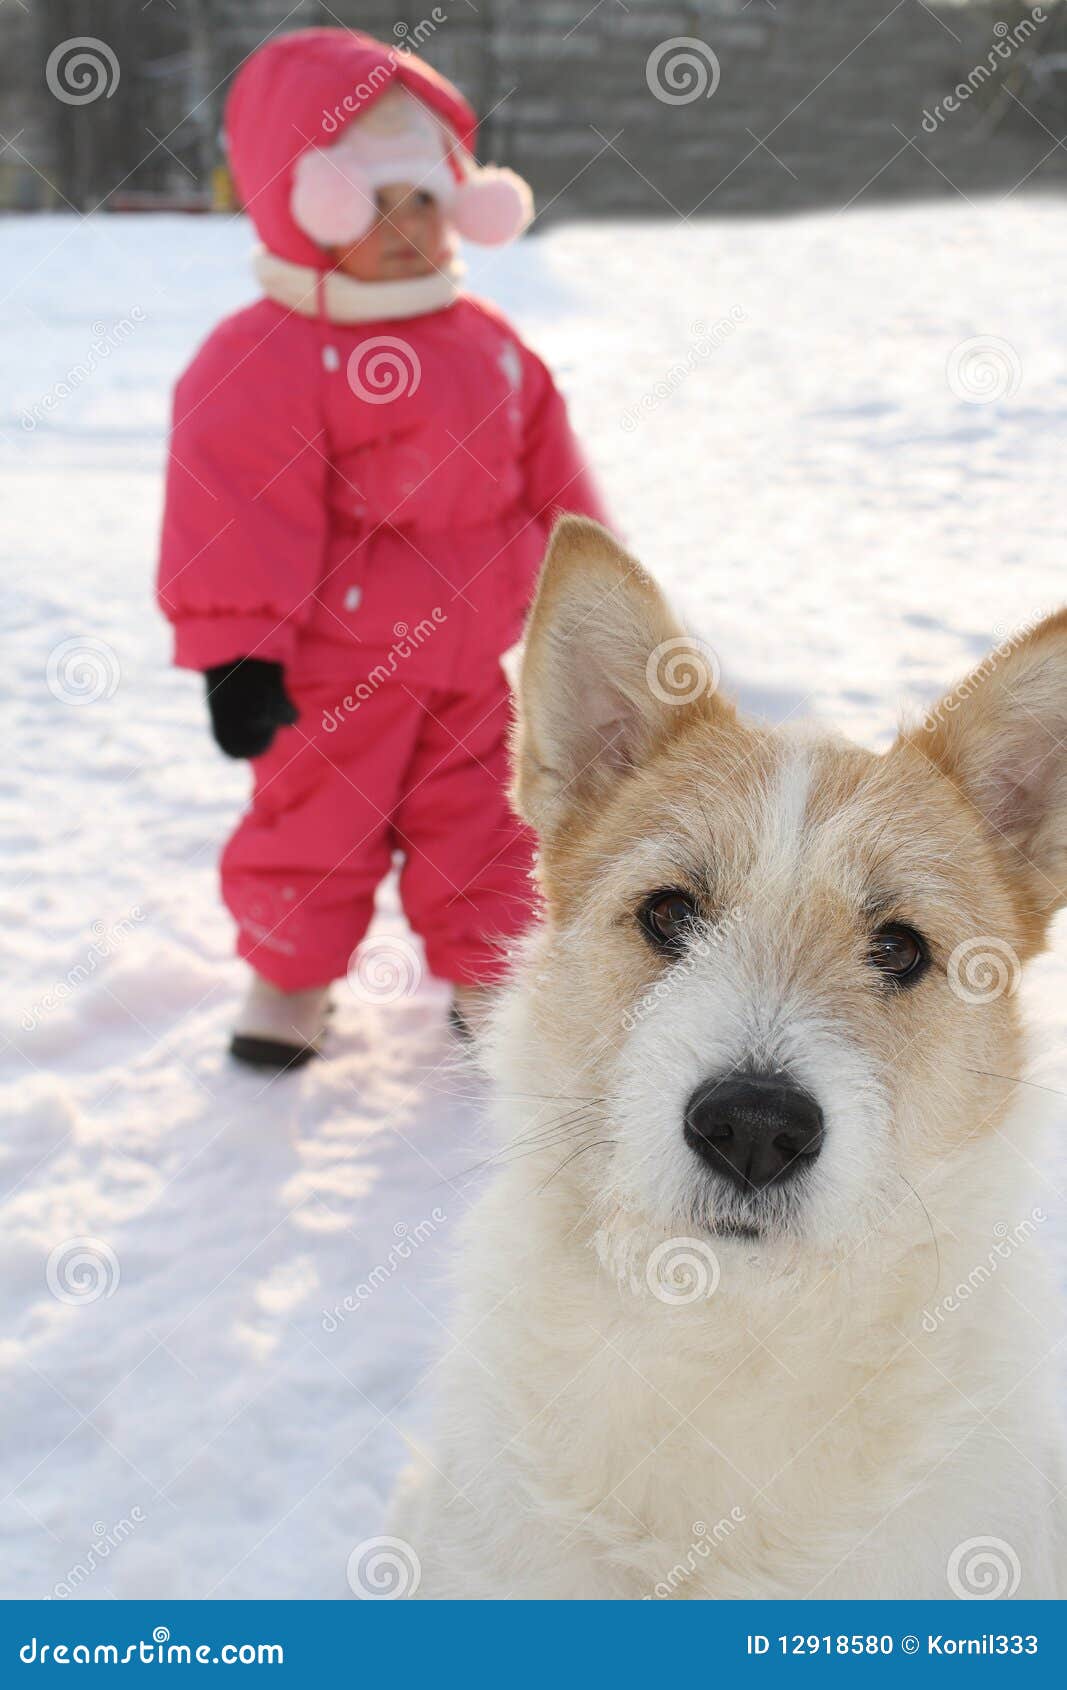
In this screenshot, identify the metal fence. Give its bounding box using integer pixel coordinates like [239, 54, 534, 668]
[4, 0, 1067, 217]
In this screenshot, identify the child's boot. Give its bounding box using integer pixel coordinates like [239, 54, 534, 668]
[230, 975, 331, 1071]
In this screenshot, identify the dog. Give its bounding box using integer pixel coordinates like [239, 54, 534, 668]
[389, 516, 1066, 1600]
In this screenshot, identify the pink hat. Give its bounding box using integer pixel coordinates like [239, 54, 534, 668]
[291, 86, 533, 249]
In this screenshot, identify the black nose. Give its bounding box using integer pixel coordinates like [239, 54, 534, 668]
[684, 1071, 824, 1192]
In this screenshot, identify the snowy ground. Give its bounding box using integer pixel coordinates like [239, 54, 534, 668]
[1, 200, 1065, 1599]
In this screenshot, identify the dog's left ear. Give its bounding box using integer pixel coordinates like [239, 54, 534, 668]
[513, 516, 731, 838]
[909, 610, 1067, 925]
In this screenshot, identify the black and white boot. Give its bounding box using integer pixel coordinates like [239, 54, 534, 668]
[230, 975, 331, 1071]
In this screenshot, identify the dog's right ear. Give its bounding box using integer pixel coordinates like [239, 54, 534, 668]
[512, 517, 729, 838]
[907, 607, 1067, 936]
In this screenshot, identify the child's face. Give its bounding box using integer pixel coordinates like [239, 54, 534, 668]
[330, 184, 448, 282]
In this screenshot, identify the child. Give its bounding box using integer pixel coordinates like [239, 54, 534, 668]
[157, 28, 607, 1070]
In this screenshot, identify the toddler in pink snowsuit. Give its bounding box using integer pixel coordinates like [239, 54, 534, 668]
[157, 29, 607, 1068]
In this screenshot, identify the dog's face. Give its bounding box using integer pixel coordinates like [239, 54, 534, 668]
[510, 519, 1067, 1252]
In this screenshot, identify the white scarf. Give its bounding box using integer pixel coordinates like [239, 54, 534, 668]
[253, 247, 464, 324]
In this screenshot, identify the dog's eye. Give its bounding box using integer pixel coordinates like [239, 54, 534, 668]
[640, 891, 698, 950]
[868, 924, 927, 984]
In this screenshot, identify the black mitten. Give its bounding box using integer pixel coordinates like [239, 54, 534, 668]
[204, 658, 299, 759]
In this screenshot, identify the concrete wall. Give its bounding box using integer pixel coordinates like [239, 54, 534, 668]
[6, 0, 1067, 215]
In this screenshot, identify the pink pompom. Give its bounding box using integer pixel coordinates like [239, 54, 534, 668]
[291, 148, 377, 248]
[452, 168, 533, 246]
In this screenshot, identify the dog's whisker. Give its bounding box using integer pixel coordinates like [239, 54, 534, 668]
[491, 1121, 606, 1172]
[896, 1173, 942, 1301]
[492, 1091, 606, 1105]
[448, 1118, 606, 1184]
[500, 1103, 608, 1151]
[535, 1138, 618, 1195]
[959, 1066, 1067, 1101]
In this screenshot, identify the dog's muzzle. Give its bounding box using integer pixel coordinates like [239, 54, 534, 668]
[683, 1070, 824, 1193]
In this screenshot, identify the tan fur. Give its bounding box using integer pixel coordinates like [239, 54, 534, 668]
[906, 607, 1067, 948]
[513, 520, 1067, 1160]
[511, 518, 729, 880]
[392, 518, 1067, 1600]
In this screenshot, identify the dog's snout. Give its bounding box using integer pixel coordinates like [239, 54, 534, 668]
[684, 1071, 824, 1192]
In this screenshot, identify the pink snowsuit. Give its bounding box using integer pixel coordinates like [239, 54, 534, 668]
[157, 30, 607, 991]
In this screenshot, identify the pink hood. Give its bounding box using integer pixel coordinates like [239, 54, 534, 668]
[224, 28, 479, 268]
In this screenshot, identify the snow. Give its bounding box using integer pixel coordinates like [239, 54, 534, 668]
[1, 201, 1065, 1599]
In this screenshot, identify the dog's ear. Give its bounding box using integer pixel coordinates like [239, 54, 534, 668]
[513, 516, 730, 837]
[908, 609, 1067, 927]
